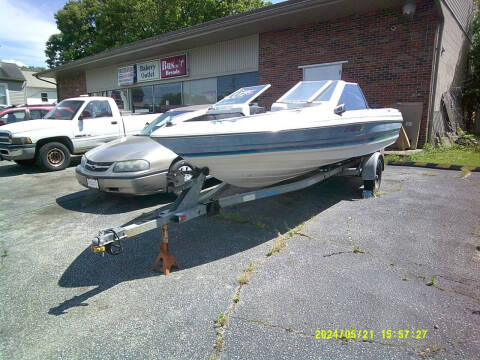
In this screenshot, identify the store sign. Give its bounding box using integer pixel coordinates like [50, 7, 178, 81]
[161, 54, 187, 79]
[118, 65, 134, 86]
[137, 60, 160, 82]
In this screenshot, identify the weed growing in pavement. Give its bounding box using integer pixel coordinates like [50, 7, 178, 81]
[216, 313, 227, 327]
[347, 217, 365, 254]
[214, 212, 266, 228]
[267, 233, 287, 257]
[233, 294, 240, 303]
[237, 262, 256, 285]
[426, 276, 436, 286]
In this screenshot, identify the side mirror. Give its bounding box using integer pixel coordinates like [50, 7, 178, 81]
[80, 110, 93, 119]
[334, 104, 346, 116]
[166, 121, 173, 127]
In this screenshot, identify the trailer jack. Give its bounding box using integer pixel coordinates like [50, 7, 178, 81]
[152, 225, 180, 275]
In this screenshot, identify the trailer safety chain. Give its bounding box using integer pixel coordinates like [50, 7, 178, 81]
[104, 228, 123, 256]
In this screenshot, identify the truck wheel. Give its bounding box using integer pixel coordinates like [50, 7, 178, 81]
[37, 142, 71, 171]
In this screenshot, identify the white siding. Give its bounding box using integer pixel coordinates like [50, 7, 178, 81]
[188, 35, 258, 79]
[86, 35, 259, 93]
[4, 80, 26, 105]
[433, 1, 471, 112]
[86, 66, 118, 93]
[443, 0, 474, 32]
[26, 88, 57, 104]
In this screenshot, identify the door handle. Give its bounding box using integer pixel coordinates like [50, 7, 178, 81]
[111, 121, 117, 124]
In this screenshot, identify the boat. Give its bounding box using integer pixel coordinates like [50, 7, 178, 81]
[151, 81, 403, 188]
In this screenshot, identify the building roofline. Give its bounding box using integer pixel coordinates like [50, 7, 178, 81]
[37, 0, 405, 78]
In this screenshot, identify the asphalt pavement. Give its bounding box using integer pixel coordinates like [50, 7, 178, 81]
[0, 160, 479, 359]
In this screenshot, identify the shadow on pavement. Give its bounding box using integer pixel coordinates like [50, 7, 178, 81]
[0, 157, 81, 177]
[55, 177, 220, 215]
[56, 190, 175, 215]
[49, 176, 363, 316]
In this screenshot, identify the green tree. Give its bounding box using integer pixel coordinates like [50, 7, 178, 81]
[463, 0, 480, 131]
[20, 65, 46, 72]
[466, 2, 480, 98]
[45, 0, 270, 68]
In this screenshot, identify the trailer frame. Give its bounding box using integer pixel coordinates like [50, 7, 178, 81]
[91, 152, 383, 274]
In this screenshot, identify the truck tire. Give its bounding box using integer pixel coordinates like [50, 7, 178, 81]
[36, 142, 71, 171]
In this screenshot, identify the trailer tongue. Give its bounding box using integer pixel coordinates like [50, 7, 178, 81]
[91, 153, 383, 274]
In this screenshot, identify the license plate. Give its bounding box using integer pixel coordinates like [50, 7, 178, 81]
[87, 178, 99, 189]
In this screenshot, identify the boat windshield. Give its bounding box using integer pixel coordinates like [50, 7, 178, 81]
[278, 81, 336, 103]
[215, 84, 270, 106]
[140, 110, 191, 136]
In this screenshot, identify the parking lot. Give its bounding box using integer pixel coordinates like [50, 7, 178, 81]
[0, 159, 479, 359]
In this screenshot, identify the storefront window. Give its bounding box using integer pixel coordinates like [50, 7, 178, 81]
[107, 89, 130, 111]
[153, 82, 182, 112]
[132, 86, 153, 113]
[183, 78, 217, 105]
[217, 72, 258, 101]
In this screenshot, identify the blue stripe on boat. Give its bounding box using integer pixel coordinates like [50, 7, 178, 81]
[155, 121, 401, 157]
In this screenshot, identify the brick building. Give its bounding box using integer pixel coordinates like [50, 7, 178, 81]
[38, 0, 474, 147]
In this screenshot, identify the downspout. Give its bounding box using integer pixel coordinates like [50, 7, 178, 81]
[33, 73, 58, 104]
[33, 73, 57, 86]
[426, 1, 444, 144]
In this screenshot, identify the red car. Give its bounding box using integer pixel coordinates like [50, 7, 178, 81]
[0, 104, 55, 126]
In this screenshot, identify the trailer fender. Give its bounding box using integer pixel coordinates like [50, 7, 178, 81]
[361, 152, 383, 181]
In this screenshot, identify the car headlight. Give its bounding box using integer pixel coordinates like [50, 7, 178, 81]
[81, 155, 87, 167]
[11, 137, 32, 145]
[113, 159, 150, 173]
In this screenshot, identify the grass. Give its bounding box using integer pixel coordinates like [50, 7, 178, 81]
[214, 212, 266, 228]
[386, 143, 480, 167]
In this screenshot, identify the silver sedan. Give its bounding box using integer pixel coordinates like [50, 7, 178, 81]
[75, 105, 209, 195]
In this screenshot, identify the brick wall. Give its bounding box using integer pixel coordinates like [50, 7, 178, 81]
[258, 0, 440, 147]
[56, 71, 87, 101]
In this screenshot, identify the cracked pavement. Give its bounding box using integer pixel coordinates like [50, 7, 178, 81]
[0, 160, 479, 359]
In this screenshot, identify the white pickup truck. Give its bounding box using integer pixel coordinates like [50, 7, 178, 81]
[0, 96, 158, 170]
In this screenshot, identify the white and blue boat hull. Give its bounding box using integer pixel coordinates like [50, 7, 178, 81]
[156, 120, 402, 188]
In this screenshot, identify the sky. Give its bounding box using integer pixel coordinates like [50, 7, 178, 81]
[0, 0, 66, 68]
[0, 0, 285, 69]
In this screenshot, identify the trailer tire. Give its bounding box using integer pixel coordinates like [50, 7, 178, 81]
[36, 142, 71, 171]
[364, 158, 382, 192]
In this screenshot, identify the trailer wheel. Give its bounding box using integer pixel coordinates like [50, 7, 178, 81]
[364, 158, 383, 192]
[37, 142, 71, 171]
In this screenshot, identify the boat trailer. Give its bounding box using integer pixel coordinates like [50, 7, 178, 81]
[91, 152, 384, 274]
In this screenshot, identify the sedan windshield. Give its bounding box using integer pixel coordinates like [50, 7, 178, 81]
[140, 110, 191, 136]
[44, 100, 84, 120]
